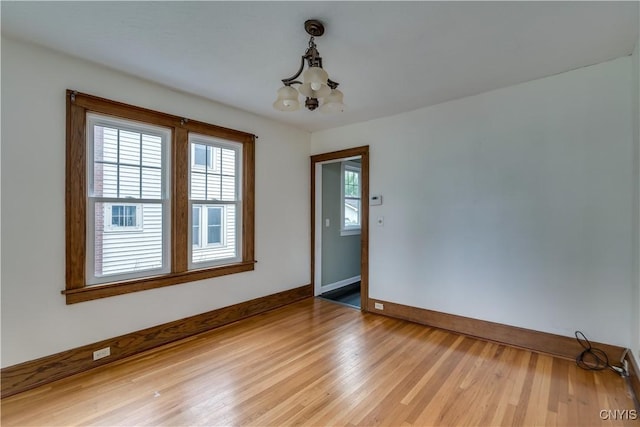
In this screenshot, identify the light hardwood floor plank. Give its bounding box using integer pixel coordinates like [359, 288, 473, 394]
[1, 298, 636, 426]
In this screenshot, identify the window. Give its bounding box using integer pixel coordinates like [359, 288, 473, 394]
[192, 205, 224, 248]
[105, 204, 143, 231]
[87, 114, 170, 284]
[191, 142, 217, 170]
[189, 135, 240, 268]
[110, 205, 138, 228]
[341, 161, 361, 235]
[65, 90, 255, 303]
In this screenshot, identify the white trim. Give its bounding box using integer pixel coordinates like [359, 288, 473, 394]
[321, 275, 361, 294]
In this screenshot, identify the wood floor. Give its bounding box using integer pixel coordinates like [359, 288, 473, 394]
[1, 298, 637, 426]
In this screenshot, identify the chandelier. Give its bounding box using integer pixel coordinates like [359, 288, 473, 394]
[273, 19, 345, 113]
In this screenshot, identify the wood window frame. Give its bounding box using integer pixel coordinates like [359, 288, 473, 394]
[64, 90, 255, 304]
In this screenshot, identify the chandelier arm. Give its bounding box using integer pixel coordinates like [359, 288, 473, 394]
[281, 56, 307, 86]
[327, 79, 339, 90]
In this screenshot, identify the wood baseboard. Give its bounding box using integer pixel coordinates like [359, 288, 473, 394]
[1, 284, 312, 398]
[367, 298, 626, 362]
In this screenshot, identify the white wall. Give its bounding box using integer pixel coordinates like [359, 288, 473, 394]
[312, 57, 635, 347]
[0, 37, 311, 367]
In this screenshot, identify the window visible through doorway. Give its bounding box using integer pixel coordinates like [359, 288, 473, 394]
[341, 161, 361, 235]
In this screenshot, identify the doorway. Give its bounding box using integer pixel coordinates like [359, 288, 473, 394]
[311, 146, 369, 310]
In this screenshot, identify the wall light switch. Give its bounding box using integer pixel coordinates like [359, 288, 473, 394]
[325, 218, 330, 227]
[370, 195, 383, 206]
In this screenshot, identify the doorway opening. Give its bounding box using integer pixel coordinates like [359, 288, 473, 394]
[311, 146, 369, 310]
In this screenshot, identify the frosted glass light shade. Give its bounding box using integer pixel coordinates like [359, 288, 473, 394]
[299, 67, 331, 99]
[320, 88, 345, 113]
[273, 86, 300, 111]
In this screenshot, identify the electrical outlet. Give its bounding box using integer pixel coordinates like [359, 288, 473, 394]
[374, 302, 384, 310]
[93, 347, 111, 360]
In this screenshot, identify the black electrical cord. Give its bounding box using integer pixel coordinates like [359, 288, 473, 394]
[575, 331, 625, 376]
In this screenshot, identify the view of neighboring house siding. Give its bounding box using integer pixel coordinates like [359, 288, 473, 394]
[93, 127, 242, 277]
[94, 124, 164, 277]
[189, 142, 239, 265]
[98, 203, 163, 275]
[191, 205, 237, 263]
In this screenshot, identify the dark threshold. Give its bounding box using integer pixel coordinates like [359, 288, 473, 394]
[319, 282, 361, 309]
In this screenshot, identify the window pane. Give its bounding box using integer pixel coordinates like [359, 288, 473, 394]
[208, 225, 221, 245]
[125, 206, 137, 226]
[221, 176, 235, 201]
[119, 130, 141, 165]
[141, 167, 162, 199]
[344, 198, 360, 227]
[112, 205, 123, 226]
[94, 202, 164, 278]
[194, 144, 207, 166]
[190, 171, 206, 200]
[208, 207, 221, 226]
[221, 147, 235, 175]
[207, 207, 221, 244]
[92, 162, 105, 197]
[99, 126, 118, 163]
[206, 174, 221, 201]
[209, 146, 221, 172]
[192, 206, 200, 247]
[192, 204, 236, 264]
[345, 170, 360, 197]
[100, 163, 118, 198]
[141, 135, 162, 168]
[119, 165, 141, 198]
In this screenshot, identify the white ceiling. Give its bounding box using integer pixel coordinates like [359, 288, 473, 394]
[2, 1, 638, 132]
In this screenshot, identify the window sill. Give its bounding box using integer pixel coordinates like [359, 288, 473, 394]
[340, 228, 361, 237]
[62, 261, 256, 304]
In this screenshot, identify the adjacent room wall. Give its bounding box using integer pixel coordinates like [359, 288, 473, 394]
[0, 37, 311, 367]
[321, 162, 361, 288]
[312, 56, 635, 348]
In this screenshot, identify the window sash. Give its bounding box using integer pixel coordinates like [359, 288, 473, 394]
[85, 114, 171, 285]
[188, 134, 242, 269]
[341, 162, 362, 234]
